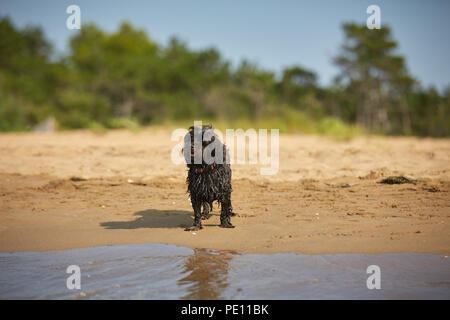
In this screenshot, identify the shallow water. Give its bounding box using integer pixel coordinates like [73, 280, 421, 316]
[0, 244, 449, 299]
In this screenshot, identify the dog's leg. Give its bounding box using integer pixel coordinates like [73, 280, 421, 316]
[229, 202, 236, 217]
[185, 199, 203, 231]
[219, 196, 235, 228]
[202, 203, 211, 220]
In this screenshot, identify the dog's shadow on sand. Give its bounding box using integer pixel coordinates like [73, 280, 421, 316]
[100, 209, 195, 229]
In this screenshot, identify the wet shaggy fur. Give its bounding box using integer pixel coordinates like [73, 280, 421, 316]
[184, 125, 235, 231]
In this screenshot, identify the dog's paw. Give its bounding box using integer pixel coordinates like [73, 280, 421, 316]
[219, 223, 235, 228]
[184, 225, 203, 231]
[201, 214, 211, 220]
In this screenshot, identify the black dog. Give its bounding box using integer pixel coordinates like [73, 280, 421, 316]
[183, 124, 235, 231]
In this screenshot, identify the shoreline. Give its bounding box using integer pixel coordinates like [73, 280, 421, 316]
[2, 241, 450, 257]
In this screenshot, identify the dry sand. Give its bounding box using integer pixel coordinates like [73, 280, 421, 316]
[0, 129, 449, 254]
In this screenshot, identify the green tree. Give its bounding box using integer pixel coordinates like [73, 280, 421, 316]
[334, 23, 415, 134]
[0, 17, 54, 130]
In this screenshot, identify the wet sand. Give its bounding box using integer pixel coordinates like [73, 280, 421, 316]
[0, 129, 449, 254]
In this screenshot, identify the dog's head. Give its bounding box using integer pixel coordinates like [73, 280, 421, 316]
[183, 124, 220, 168]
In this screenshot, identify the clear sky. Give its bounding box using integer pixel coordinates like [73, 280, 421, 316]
[1, 0, 449, 90]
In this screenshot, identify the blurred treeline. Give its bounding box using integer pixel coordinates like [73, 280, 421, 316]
[0, 17, 448, 136]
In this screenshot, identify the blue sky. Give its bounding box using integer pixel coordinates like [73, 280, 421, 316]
[1, 0, 449, 90]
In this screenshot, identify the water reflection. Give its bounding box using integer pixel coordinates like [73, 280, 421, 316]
[178, 248, 238, 299]
[0, 244, 449, 299]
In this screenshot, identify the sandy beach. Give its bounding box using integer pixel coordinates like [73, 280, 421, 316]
[0, 129, 449, 254]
